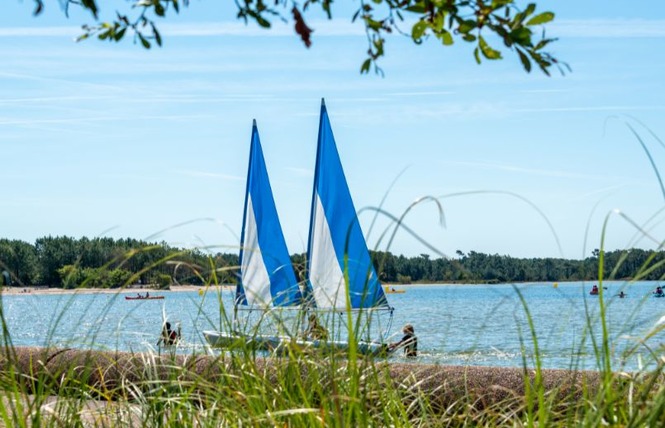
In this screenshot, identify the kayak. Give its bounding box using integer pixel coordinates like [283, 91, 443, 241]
[125, 295, 165, 300]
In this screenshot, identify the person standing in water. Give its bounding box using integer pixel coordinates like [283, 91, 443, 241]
[303, 313, 328, 340]
[389, 324, 418, 357]
[157, 322, 179, 346]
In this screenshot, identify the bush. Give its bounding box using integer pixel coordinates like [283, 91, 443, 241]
[56, 265, 134, 289]
[396, 274, 412, 284]
[156, 273, 171, 290]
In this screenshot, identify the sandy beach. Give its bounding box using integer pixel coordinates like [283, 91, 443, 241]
[0, 284, 234, 296]
[1, 283, 425, 296]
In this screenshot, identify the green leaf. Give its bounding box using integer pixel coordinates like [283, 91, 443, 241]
[432, 12, 444, 32]
[152, 23, 162, 46]
[138, 33, 151, 49]
[462, 33, 476, 42]
[154, 3, 165, 17]
[81, 0, 99, 19]
[510, 27, 532, 45]
[524, 3, 536, 18]
[411, 21, 428, 41]
[405, 4, 427, 13]
[114, 27, 127, 41]
[458, 19, 476, 34]
[478, 36, 502, 60]
[534, 37, 556, 51]
[373, 37, 384, 56]
[366, 18, 382, 31]
[440, 30, 454, 46]
[517, 48, 531, 72]
[474, 47, 481, 64]
[492, 0, 512, 7]
[526, 12, 554, 26]
[360, 58, 371, 74]
[256, 14, 271, 28]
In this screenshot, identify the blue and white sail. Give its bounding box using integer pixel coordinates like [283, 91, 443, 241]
[306, 100, 388, 310]
[236, 120, 302, 308]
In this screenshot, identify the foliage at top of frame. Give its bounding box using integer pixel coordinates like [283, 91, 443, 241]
[32, 0, 568, 76]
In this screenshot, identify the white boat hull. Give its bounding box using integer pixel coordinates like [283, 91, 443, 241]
[203, 330, 389, 356]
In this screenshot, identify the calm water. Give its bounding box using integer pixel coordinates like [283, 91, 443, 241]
[2, 281, 664, 370]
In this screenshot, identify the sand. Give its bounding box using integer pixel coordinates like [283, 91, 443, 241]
[0, 284, 233, 296]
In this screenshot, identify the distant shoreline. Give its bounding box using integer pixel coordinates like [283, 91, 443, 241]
[0, 284, 234, 296]
[1, 280, 634, 296]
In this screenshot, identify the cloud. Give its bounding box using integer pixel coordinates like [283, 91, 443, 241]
[160, 20, 364, 37]
[386, 91, 457, 97]
[176, 170, 243, 181]
[574, 185, 630, 201]
[0, 26, 79, 37]
[0, 19, 363, 39]
[284, 166, 312, 177]
[163, 18, 665, 39]
[551, 19, 665, 38]
[440, 160, 624, 181]
[2, 18, 665, 40]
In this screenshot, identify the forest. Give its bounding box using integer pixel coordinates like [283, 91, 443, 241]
[0, 236, 663, 289]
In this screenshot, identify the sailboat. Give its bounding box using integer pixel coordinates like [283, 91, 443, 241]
[203, 119, 303, 351]
[204, 100, 393, 355]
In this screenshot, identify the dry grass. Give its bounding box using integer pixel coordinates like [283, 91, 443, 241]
[0, 346, 616, 427]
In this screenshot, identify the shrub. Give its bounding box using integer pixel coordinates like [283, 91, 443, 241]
[156, 273, 171, 290]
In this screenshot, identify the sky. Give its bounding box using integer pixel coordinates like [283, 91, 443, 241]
[1, 1, 664, 260]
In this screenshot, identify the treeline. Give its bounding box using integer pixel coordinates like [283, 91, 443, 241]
[1, 236, 664, 288]
[369, 249, 665, 284]
[0, 236, 238, 289]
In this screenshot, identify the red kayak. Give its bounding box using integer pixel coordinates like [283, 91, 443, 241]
[125, 295, 164, 300]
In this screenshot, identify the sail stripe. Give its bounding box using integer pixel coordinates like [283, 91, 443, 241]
[308, 194, 346, 308]
[237, 121, 302, 308]
[240, 196, 272, 306]
[307, 100, 388, 309]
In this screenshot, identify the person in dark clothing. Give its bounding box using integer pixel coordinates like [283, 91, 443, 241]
[389, 324, 418, 357]
[303, 313, 328, 341]
[158, 322, 179, 346]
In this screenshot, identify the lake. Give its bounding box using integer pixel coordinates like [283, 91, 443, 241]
[2, 281, 663, 371]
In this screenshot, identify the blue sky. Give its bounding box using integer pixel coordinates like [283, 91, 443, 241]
[1, 1, 664, 260]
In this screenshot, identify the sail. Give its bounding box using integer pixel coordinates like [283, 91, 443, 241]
[236, 120, 302, 308]
[306, 100, 388, 310]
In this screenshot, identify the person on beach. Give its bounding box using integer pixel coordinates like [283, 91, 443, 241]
[303, 313, 328, 341]
[389, 324, 418, 357]
[158, 322, 179, 346]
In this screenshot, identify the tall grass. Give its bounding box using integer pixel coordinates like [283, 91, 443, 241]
[1, 123, 665, 426]
[2, 249, 663, 427]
